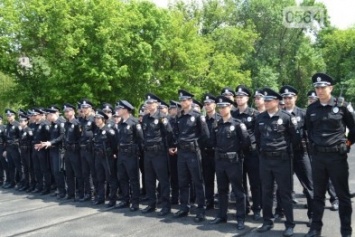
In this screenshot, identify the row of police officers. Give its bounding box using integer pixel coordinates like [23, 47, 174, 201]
[0, 72, 354, 237]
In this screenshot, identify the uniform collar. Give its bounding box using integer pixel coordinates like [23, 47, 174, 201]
[218, 115, 234, 124]
[236, 106, 251, 115]
[150, 110, 160, 119]
[315, 96, 336, 107]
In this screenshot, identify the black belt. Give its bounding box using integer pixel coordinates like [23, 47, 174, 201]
[145, 144, 163, 152]
[262, 150, 287, 158]
[179, 141, 197, 151]
[315, 144, 347, 153]
[217, 152, 240, 162]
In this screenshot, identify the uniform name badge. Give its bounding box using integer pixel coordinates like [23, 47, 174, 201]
[126, 125, 130, 130]
[154, 119, 159, 125]
[247, 117, 252, 122]
[333, 107, 339, 114]
[277, 118, 283, 125]
[102, 130, 106, 135]
[190, 116, 195, 122]
[297, 116, 301, 122]
[230, 125, 235, 131]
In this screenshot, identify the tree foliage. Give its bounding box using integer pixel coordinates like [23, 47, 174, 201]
[0, 0, 353, 114]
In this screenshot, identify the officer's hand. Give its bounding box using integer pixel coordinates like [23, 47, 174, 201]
[169, 148, 177, 155]
[2, 151, 6, 158]
[113, 154, 117, 159]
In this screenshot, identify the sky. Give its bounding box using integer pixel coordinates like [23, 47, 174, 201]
[149, 0, 355, 29]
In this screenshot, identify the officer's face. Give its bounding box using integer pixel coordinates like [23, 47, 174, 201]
[204, 102, 216, 113]
[265, 99, 279, 111]
[315, 86, 333, 101]
[180, 99, 192, 110]
[19, 119, 28, 127]
[218, 105, 231, 117]
[6, 114, 15, 123]
[283, 95, 297, 109]
[146, 101, 158, 113]
[113, 116, 121, 124]
[235, 96, 249, 106]
[95, 117, 104, 127]
[47, 113, 56, 122]
[160, 107, 168, 115]
[64, 109, 75, 119]
[169, 108, 177, 116]
[254, 96, 264, 107]
[81, 106, 91, 116]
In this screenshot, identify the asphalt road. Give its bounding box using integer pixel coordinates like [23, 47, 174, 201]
[1, 150, 355, 237]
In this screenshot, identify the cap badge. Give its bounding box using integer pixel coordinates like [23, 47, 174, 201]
[317, 77, 321, 82]
[285, 89, 289, 93]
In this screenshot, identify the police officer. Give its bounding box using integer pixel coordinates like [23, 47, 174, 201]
[168, 100, 180, 204]
[255, 88, 300, 237]
[0, 115, 8, 187]
[305, 73, 355, 237]
[102, 103, 115, 127]
[26, 110, 37, 192]
[159, 100, 169, 116]
[210, 96, 250, 230]
[280, 85, 314, 223]
[32, 108, 51, 194]
[115, 100, 143, 212]
[92, 110, 118, 206]
[63, 103, 83, 200]
[307, 91, 318, 106]
[307, 90, 339, 210]
[18, 113, 33, 191]
[3, 109, 22, 189]
[254, 89, 265, 113]
[78, 99, 97, 202]
[234, 85, 262, 220]
[200, 93, 220, 210]
[40, 108, 66, 199]
[171, 89, 209, 222]
[141, 93, 174, 216]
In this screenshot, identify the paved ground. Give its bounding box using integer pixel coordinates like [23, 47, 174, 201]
[1, 150, 355, 237]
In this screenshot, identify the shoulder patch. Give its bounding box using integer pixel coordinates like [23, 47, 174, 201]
[200, 116, 206, 122]
[28, 131, 33, 136]
[109, 129, 115, 135]
[240, 123, 247, 130]
[291, 117, 298, 126]
[60, 123, 65, 128]
[347, 103, 354, 113]
[161, 118, 168, 125]
[136, 124, 142, 130]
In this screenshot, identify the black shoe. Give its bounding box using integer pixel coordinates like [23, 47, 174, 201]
[4, 183, 15, 189]
[306, 218, 312, 227]
[41, 189, 50, 195]
[79, 194, 92, 202]
[65, 195, 75, 200]
[173, 210, 189, 218]
[274, 212, 285, 219]
[253, 212, 261, 221]
[292, 198, 299, 204]
[106, 201, 116, 208]
[206, 202, 214, 210]
[32, 188, 43, 193]
[304, 229, 321, 237]
[158, 207, 170, 216]
[26, 187, 35, 193]
[57, 193, 66, 199]
[210, 217, 227, 224]
[116, 202, 129, 209]
[130, 204, 139, 212]
[237, 220, 245, 230]
[257, 224, 274, 233]
[142, 206, 156, 214]
[283, 227, 294, 237]
[330, 200, 339, 211]
[19, 185, 29, 191]
[93, 200, 104, 205]
[194, 213, 206, 223]
[342, 235, 352, 237]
